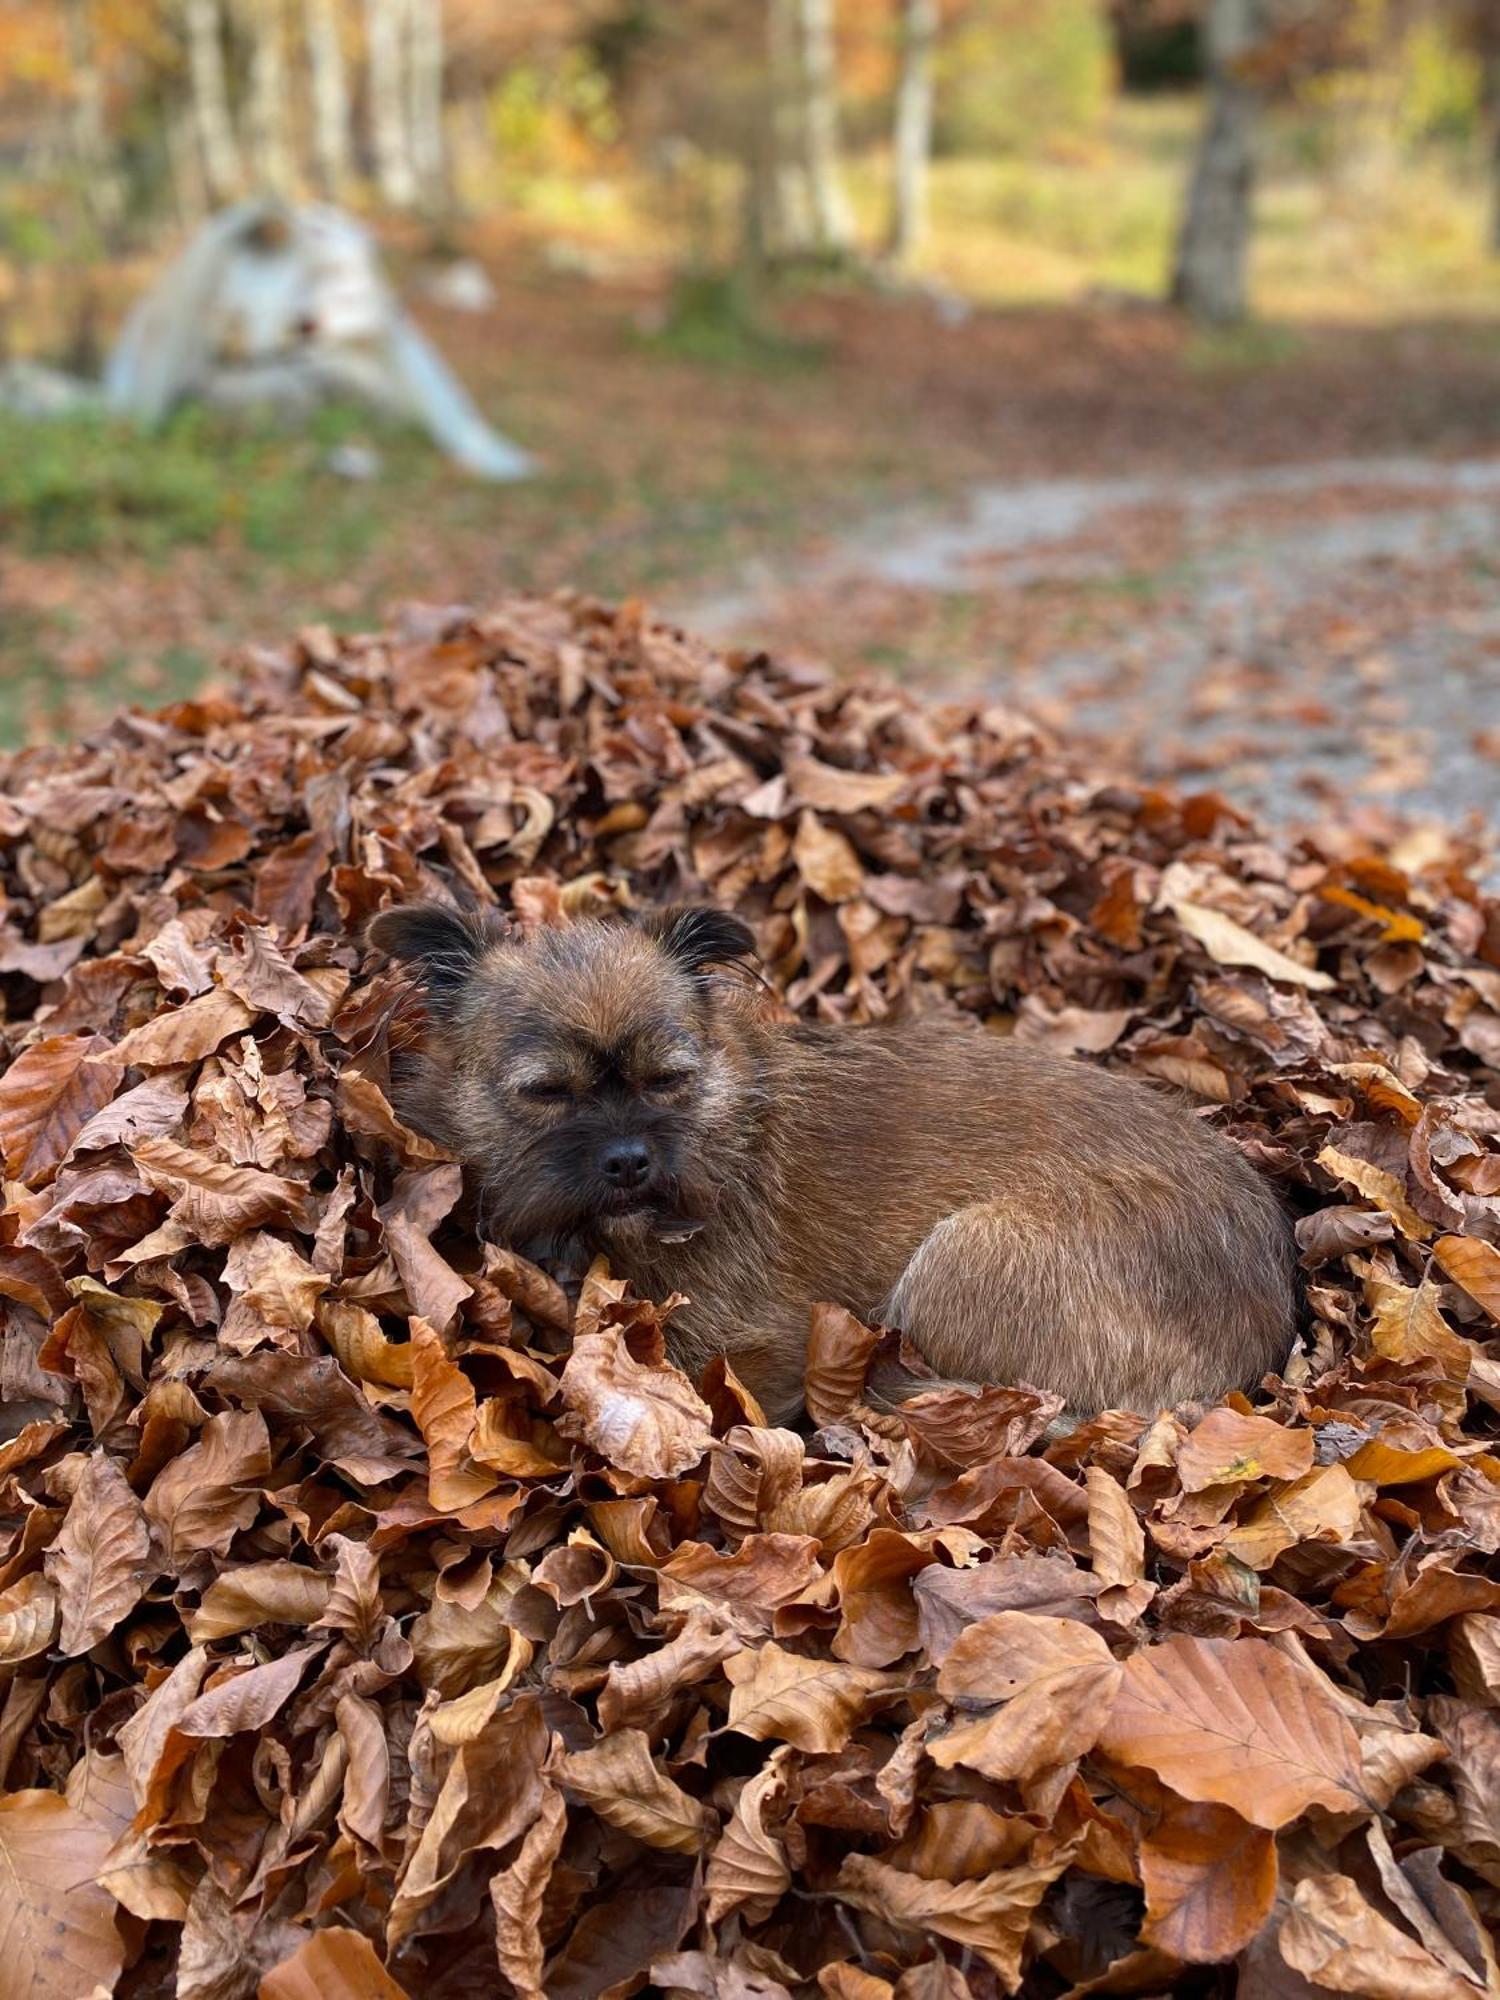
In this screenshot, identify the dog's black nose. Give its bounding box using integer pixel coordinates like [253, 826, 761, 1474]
[600, 1138, 651, 1191]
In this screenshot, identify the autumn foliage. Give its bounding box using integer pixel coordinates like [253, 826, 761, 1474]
[0, 595, 1498, 1998]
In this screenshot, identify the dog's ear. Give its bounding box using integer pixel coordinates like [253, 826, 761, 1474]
[365, 901, 497, 1012]
[637, 904, 757, 977]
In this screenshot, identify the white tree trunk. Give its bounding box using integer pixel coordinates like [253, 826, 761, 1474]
[1171, 0, 1266, 323]
[796, 0, 854, 254]
[243, 0, 295, 196]
[305, 0, 352, 198]
[366, 0, 418, 208]
[63, 0, 123, 228]
[405, 0, 447, 210]
[888, 0, 936, 265]
[185, 0, 244, 203]
[763, 0, 813, 257]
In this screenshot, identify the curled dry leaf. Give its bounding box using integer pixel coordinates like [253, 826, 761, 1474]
[834, 1850, 1071, 1988]
[559, 1728, 707, 1852]
[705, 1747, 794, 1925]
[724, 1640, 894, 1753]
[44, 1451, 152, 1656]
[1175, 1407, 1315, 1492]
[1433, 1234, 1500, 1322]
[929, 1611, 1122, 1784]
[559, 1323, 713, 1479]
[1279, 1871, 1482, 2000]
[490, 1783, 567, 2000]
[804, 1301, 881, 1425]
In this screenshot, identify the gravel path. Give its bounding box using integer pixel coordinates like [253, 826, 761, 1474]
[679, 452, 1500, 849]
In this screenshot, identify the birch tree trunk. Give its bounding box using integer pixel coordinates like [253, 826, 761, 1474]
[305, 0, 352, 198]
[63, 0, 125, 231]
[1170, 0, 1266, 323]
[796, 0, 854, 255]
[1483, 42, 1500, 254]
[888, 0, 937, 266]
[244, 0, 296, 196]
[763, 0, 813, 258]
[366, 0, 418, 208]
[185, 0, 244, 204]
[405, 0, 448, 211]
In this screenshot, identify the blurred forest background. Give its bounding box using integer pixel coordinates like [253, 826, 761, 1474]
[4, 0, 1500, 816]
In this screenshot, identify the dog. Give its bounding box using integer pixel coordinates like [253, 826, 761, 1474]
[367, 900, 1297, 1425]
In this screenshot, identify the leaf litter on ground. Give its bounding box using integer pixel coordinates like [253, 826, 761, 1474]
[0, 593, 1498, 1997]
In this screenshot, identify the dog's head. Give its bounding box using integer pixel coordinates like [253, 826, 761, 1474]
[367, 902, 760, 1248]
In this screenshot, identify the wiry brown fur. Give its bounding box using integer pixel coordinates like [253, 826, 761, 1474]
[368, 902, 1297, 1425]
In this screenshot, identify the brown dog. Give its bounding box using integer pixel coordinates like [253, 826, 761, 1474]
[368, 901, 1296, 1424]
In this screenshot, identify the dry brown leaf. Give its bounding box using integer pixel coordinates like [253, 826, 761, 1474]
[0, 1788, 125, 1999]
[560, 1728, 707, 1852]
[597, 1615, 739, 1734]
[804, 1301, 880, 1424]
[1279, 1872, 1480, 2000]
[0, 1035, 123, 1184]
[258, 1927, 411, 2000]
[0, 1573, 59, 1666]
[1433, 1235, 1500, 1322]
[793, 811, 865, 902]
[1316, 1144, 1431, 1241]
[929, 1611, 1122, 1783]
[490, 1783, 567, 2000]
[783, 753, 908, 814]
[834, 1849, 1071, 1987]
[186, 1561, 332, 1643]
[724, 1641, 893, 1752]
[132, 1136, 309, 1243]
[1221, 1464, 1365, 1571]
[705, 1747, 793, 1925]
[44, 1452, 152, 1656]
[559, 1323, 713, 1479]
[111, 989, 256, 1066]
[408, 1316, 497, 1512]
[1163, 894, 1334, 990]
[1097, 1635, 1366, 1828]
[1176, 1408, 1315, 1492]
[1138, 1796, 1276, 1962]
[143, 1409, 271, 1564]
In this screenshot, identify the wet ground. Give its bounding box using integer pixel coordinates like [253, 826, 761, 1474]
[680, 452, 1500, 854]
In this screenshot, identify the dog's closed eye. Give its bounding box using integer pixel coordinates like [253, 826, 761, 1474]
[641, 1068, 696, 1095]
[517, 1078, 574, 1103]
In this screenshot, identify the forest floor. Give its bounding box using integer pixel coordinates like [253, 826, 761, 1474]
[4, 220, 1500, 858]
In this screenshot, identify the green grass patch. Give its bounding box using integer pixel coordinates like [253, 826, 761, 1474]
[0, 404, 432, 566]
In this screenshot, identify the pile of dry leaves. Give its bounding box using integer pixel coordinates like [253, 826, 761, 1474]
[1, 595, 1498, 2000]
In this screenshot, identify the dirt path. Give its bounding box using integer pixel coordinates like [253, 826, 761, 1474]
[677, 452, 1500, 850]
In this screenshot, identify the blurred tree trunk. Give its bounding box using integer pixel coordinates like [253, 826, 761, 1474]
[243, 0, 296, 195]
[366, 0, 418, 208]
[185, 0, 244, 203]
[763, 0, 814, 256]
[797, 0, 854, 255]
[405, 0, 448, 212]
[888, 0, 937, 266]
[305, 0, 353, 198]
[760, 0, 853, 261]
[1171, 0, 1267, 323]
[1483, 39, 1500, 254]
[62, 0, 123, 231]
